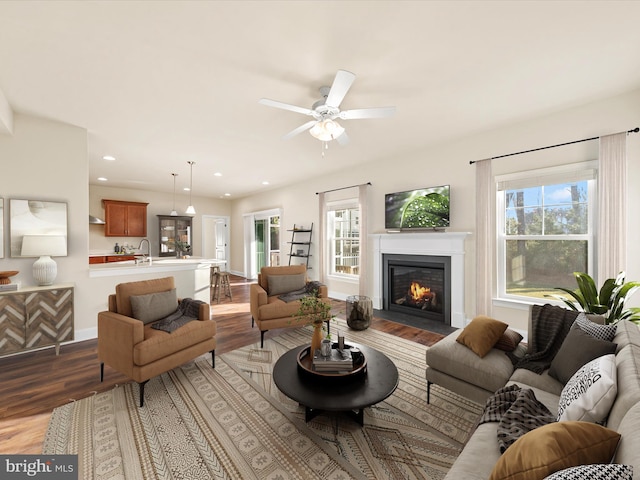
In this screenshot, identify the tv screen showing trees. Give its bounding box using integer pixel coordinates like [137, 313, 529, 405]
[385, 185, 450, 230]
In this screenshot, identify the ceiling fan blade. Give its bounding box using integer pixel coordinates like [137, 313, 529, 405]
[282, 120, 318, 140]
[335, 131, 350, 146]
[339, 106, 396, 120]
[259, 98, 314, 116]
[325, 70, 356, 108]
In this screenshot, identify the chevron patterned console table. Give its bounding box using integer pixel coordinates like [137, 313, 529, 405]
[0, 283, 74, 357]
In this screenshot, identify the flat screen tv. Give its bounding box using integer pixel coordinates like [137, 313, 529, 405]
[385, 185, 450, 230]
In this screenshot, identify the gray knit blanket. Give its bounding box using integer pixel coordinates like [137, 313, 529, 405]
[278, 281, 325, 303]
[479, 384, 555, 453]
[508, 303, 579, 373]
[152, 298, 206, 333]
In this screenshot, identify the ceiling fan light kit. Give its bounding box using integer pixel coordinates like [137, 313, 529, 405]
[259, 69, 395, 146]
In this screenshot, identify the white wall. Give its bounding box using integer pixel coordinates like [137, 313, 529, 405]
[0, 113, 91, 331]
[230, 88, 640, 331]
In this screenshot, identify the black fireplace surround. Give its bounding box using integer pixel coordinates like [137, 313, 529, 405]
[382, 253, 451, 325]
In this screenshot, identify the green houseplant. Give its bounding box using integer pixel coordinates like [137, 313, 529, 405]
[292, 290, 334, 352]
[548, 271, 640, 324]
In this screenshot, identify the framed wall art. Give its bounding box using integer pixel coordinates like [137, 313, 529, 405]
[10, 199, 68, 258]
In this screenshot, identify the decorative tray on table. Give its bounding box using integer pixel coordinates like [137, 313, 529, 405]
[297, 343, 367, 379]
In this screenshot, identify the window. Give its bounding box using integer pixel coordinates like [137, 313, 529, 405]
[327, 203, 360, 276]
[496, 163, 596, 301]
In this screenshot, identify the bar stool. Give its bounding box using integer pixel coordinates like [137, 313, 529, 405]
[209, 265, 220, 303]
[211, 270, 232, 303]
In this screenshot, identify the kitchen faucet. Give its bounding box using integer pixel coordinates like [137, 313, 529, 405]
[136, 238, 152, 265]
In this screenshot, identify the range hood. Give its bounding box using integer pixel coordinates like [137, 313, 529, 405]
[89, 215, 106, 225]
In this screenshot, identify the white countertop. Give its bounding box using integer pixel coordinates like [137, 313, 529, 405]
[89, 257, 226, 278]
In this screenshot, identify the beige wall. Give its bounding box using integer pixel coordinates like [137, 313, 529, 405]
[1, 88, 639, 342]
[89, 184, 231, 256]
[230, 88, 640, 332]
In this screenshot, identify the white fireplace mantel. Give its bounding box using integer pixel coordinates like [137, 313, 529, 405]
[371, 232, 470, 328]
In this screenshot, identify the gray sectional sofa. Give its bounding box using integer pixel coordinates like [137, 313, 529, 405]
[426, 311, 640, 479]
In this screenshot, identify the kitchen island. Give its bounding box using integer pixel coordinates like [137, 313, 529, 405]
[88, 257, 226, 304]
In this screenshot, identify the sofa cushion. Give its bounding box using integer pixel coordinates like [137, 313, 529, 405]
[267, 273, 305, 296]
[557, 354, 617, 423]
[130, 288, 178, 324]
[427, 329, 514, 394]
[456, 316, 508, 358]
[549, 327, 617, 384]
[489, 421, 621, 480]
[134, 319, 217, 366]
[495, 329, 524, 352]
[606, 344, 640, 431]
[574, 312, 617, 342]
[543, 464, 633, 480]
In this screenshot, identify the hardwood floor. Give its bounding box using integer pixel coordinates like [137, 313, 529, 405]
[0, 274, 444, 454]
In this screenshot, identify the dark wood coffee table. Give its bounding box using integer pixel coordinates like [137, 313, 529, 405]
[273, 342, 399, 426]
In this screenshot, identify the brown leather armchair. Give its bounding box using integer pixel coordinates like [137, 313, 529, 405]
[250, 265, 329, 347]
[98, 276, 216, 406]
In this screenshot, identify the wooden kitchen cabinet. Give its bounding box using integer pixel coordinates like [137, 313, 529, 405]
[0, 284, 74, 357]
[103, 199, 148, 237]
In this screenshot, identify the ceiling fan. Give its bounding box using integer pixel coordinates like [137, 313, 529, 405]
[259, 70, 396, 145]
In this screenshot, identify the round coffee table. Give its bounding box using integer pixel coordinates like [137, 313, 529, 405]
[273, 342, 399, 426]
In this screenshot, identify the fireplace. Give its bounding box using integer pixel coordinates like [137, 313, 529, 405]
[383, 254, 451, 324]
[372, 232, 469, 328]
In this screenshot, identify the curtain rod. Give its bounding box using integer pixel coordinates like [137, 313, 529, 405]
[316, 182, 372, 195]
[469, 127, 639, 165]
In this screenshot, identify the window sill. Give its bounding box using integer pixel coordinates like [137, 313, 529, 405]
[492, 296, 564, 311]
[327, 273, 359, 284]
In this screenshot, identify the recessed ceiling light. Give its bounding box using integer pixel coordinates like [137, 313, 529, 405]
[262, 181, 269, 185]
[214, 172, 222, 177]
[102, 155, 116, 161]
[183, 187, 190, 191]
[97, 177, 108, 181]
[224, 193, 231, 197]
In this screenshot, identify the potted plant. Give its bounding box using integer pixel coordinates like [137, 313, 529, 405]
[292, 290, 335, 353]
[173, 239, 191, 258]
[548, 271, 640, 324]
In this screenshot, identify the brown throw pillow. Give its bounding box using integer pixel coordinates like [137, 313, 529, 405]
[456, 315, 508, 358]
[489, 421, 621, 480]
[494, 328, 524, 352]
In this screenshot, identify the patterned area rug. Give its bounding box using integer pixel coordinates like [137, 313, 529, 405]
[44, 319, 482, 479]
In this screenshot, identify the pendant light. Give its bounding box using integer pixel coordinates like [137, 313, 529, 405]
[170, 173, 178, 216]
[185, 161, 196, 215]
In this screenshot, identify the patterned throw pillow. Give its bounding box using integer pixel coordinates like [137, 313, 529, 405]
[494, 328, 524, 352]
[557, 354, 617, 423]
[543, 463, 633, 479]
[575, 312, 617, 342]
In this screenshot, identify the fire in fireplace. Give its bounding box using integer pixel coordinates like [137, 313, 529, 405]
[383, 254, 451, 324]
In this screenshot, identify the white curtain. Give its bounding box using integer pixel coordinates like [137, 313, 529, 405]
[318, 192, 327, 283]
[598, 132, 627, 281]
[358, 184, 369, 296]
[475, 159, 494, 316]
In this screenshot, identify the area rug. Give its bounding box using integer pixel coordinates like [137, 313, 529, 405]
[43, 319, 482, 479]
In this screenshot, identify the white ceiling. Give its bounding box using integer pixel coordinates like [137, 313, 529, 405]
[1, 1, 640, 199]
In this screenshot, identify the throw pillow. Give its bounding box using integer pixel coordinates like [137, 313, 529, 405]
[543, 464, 633, 480]
[267, 273, 306, 296]
[575, 312, 617, 342]
[557, 354, 617, 423]
[130, 288, 178, 325]
[548, 327, 617, 384]
[494, 328, 524, 352]
[456, 315, 508, 358]
[489, 421, 621, 480]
